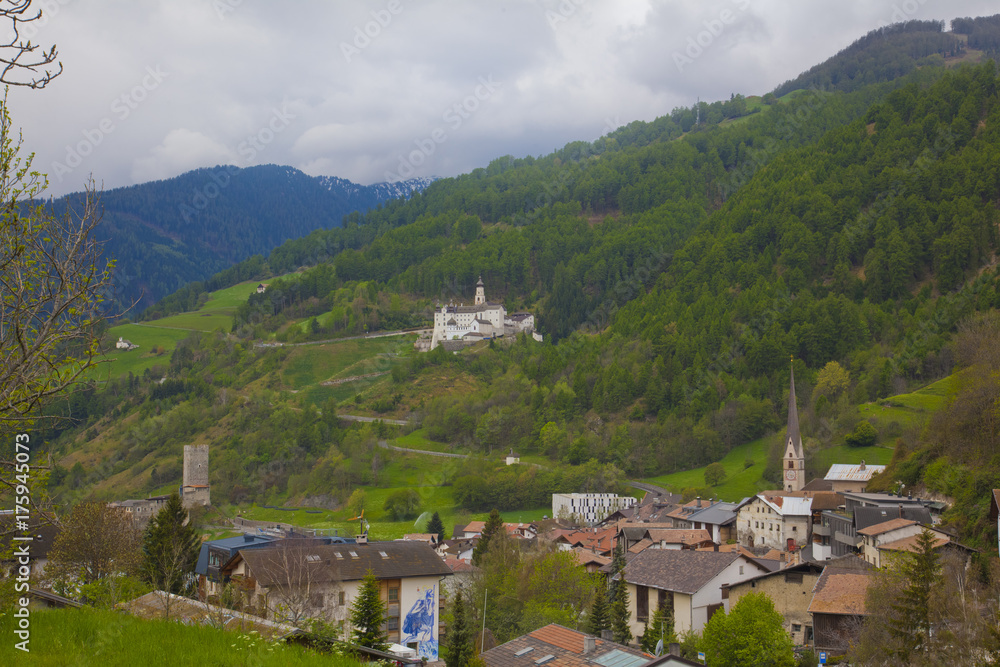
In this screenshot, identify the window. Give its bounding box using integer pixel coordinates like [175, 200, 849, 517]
[388, 617, 399, 631]
[739, 566, 744, 575]
[792, 623, 801, 633]
[388, 588, 399, 602]
[338, 591, 345, 606]
[636, 585, 649, 622]
[806, 626, 814, 641]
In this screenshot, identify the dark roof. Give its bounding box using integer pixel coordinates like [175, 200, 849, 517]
[683, 501, 741, 526]
[481, 623, 649, 667]
[196, 533, 279, 576]
[854, 506, 932, 531]
[235, 540, 453, 586]
[624, 549, 743, 595]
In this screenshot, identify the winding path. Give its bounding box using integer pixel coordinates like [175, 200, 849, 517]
[377, 439, 470, 459]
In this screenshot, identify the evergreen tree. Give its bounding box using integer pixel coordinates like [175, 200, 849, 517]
[610, 582, 632, 645]
[141, 492, 199, 594]
[428, 511, 446, 543]
[889, 528, 942, 660]
[444, 588, 475, 667]
[472, 509, 503, 566]
[350, 569, 389, 651]
[609, 540, 631, 645]
[587, 586, 610, 636]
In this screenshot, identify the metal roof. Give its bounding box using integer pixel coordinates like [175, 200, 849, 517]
[824, 464, 886, 482]
[593, 649, 648, 667]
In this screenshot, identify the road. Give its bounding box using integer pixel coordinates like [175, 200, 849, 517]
[377, 439, 469, 458]
[337, 415, 416, 426]
[629, 481, 673, 498]
[254, 328, 431, 348]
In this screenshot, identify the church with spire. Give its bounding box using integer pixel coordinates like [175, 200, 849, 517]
[783, 361, 806, 492]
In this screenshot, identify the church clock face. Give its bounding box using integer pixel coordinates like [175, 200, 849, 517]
[785, 469, 797, 481]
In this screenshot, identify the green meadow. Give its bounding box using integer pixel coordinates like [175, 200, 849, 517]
[0, 607, 359, 667]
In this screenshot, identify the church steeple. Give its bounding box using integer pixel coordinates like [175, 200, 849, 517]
[474, 275, 485, 306]
[787, 362, 803, 458]
[783, 358, 805, 492]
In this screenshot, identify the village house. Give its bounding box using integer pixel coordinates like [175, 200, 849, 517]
[221, 540, 452, 661]
[116, 336, 139, 350]
[808, 559, 875, 654]
[812, 492, 935, 560]
[725, 560, 826, 646]
[623, 548, 769, 637]
[665, 498, 742, 544]
[620, 527, 714, 555]
[823, 462, 886, 494]
[736, 494, 812, 551]
[458, 520, 537, 540]
[552, 526, 617, 556]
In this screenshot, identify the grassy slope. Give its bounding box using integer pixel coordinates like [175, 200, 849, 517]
[0, 607, 358, 666]
[641, 375, 953, 502]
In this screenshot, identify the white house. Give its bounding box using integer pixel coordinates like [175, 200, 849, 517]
[624, 549, 769, 637]
[116, 337, 138, 351]
[736, 494, 813, 551]
[222, 540, 452, 660]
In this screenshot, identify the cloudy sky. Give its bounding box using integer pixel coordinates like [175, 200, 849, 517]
[6, 0, 997, 196]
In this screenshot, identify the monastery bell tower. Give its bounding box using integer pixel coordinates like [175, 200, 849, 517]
[783, 360, 805, 492]
[474, 275, 486, 306]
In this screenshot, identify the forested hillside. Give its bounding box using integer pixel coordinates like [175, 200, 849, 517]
[46, 22, 1000, 549]
[45, 165, 431, 310]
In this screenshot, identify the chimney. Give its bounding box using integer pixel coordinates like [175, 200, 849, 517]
[583, 636, 596, 654]
[859, 459, 866, 471]
[696, 497, 702, 508]
[601, 629, 613, 641]
[898, 504, 903, 518]
[668, 642, 680, 657]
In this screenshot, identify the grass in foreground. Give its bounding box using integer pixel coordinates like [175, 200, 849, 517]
[0, 607, 359, 667]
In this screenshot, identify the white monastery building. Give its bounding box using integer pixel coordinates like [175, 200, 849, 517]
[430, 276, 537, 349]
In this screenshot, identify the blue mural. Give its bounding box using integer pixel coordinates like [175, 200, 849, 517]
[402, 585, 438, 660]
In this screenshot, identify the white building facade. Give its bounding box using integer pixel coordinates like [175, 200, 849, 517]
[552, 493, 637, 525]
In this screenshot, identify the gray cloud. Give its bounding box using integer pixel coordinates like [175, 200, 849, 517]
[5, 0, 997, 196]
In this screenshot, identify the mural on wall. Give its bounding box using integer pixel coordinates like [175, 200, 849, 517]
[403, 585, 438, 660]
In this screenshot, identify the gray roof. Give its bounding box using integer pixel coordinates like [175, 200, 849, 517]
[684, 501, 741, 526]
[235, 540, 453, 587]
[854, 506, 932, 531]
[624, 549, 742, 595]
